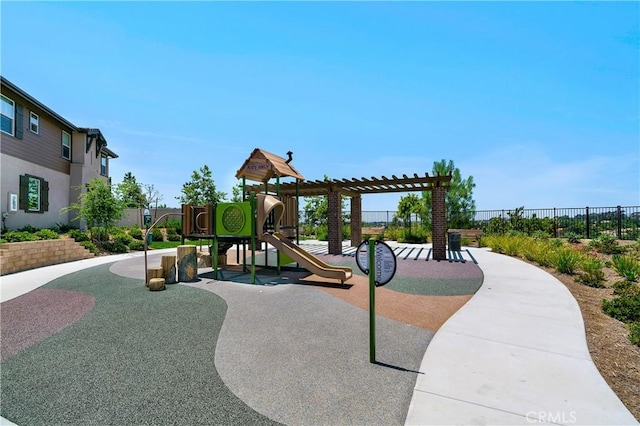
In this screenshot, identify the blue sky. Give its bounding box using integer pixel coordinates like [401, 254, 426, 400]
[2, 1, 638, 210]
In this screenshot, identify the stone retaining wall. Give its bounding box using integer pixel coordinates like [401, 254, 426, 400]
[0, 238, 94, 276]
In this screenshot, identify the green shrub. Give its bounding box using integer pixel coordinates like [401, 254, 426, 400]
[34, 229, 59, 240]
[399, 234, 427, 244]
[151, 228, 164, 242]
[102, 240, 128, 253]
[565, 232, 580, 244]
[166, 226, 178, 236]
[316, 224, 328, 241]
[383, 226, 403, 241]
[531, 230, 551, 240]
[129, 227, 143, 240]
[67, 229, 89, 242]
[555, 248, 582, 275]
[18, 225, 38, 233]
[301, 225, 315, 237]
[167, 233, 181, 242]
[113, 233, 134, 246]
[91, 227, 109, 242]
[602, 294, 640, 323]
[2, 231, 38, 242]
[80, 241, 99, 255]
[56, 223, 75, 233]
[612, 255, 640, 282]
[612, 280, 640, 297]
[128, 240, 145, 251]
[167, 219, 182, 235]
[576, 257, 606, 287]
[398, 225, 429, 244]
[342, 224, 351, 240]
[629, 322, 640, 347]
[503, 236, 524, 257]
[589, 234, 622, 255]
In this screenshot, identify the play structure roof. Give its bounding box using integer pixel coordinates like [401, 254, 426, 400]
[236, 148, 305, 183]
[244, 173, 452, 197]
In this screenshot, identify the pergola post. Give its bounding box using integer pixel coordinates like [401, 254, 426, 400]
[328, 189, 342, 255]
[432, 185, 447, 261]
[350, 195, 362, 247]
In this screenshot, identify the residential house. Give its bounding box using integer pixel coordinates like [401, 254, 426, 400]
[1, 76, 118, 230]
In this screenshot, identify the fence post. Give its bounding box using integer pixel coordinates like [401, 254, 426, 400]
[617, 206, 622, 239]
[586, 206, 590, 239]
[553, 207, 557, 238]
[386, 211, 389, 227]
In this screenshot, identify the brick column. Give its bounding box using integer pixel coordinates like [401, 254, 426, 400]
[328, 190, 342, 255]
[350, 195, 362, 247]
[432, 186, 447, 261]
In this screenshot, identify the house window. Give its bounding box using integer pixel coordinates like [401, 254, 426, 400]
[62, 130, 71, 159]
[1, 95, 15, 136]
[100, 154, 107, 176]
[29, 111, 39, 134]
[19, 174, 49, 213]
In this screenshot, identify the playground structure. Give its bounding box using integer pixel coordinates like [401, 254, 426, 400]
[155, 147, 453, 286]
[180, 148, 353, 284]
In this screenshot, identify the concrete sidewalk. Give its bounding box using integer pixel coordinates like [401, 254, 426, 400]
[405, 247, 637, 425]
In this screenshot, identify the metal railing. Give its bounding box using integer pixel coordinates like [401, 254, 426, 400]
[299, 205, 640, 240]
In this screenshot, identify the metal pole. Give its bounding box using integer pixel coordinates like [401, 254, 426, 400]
[586, 206, 590, 239]
[617, 206, 622, 239]
[251, 193, 256, 284]
[369, 238, 376, 364]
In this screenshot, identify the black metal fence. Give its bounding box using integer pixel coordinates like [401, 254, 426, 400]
[299, 206, 640, 240]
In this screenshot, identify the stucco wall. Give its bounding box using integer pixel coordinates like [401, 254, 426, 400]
[1, 153, 71, 230]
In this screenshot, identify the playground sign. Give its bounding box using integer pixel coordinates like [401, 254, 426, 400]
[244, 163, 272, 171]
[355, 240, 397, 286]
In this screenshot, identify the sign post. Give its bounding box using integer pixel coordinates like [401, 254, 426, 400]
[369, 239, 376, 363]
[356, 239, 397, 363]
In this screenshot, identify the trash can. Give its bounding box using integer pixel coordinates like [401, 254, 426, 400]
[448, 232, 461, 251]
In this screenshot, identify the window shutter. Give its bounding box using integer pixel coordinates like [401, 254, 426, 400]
[19, 175, 29, 210]
[41, 179, 49, 212]
[15, 104, 24, 140]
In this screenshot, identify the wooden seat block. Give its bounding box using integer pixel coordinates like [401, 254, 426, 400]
[149, 278, 166, 291]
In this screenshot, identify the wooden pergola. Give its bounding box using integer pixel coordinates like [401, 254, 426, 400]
[245, 172, 452, 260]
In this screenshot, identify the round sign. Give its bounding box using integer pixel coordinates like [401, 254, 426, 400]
[355, 240, 397, 286]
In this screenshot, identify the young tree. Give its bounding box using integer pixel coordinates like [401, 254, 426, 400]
[176, 165, 227, 206]
[231, 182, 243, 202]
[142, 183, 162, 208]
[420, 159, 476, 229]
[301, 175, 349, 226]
[117, 172, 145, 208]
[64, 178, 125, 241]
[395, 193, 425, 234]
[303, 195, 329, 226]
